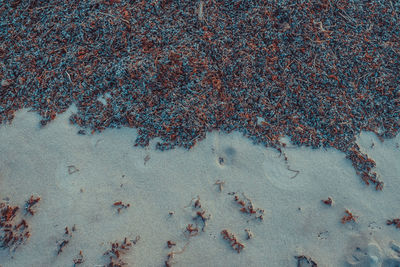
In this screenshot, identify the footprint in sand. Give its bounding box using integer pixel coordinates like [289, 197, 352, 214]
[212, 134, 237, 168]
[346, 241, 382, 267]
[215, 147, 236, 167]
[346, 235, 400, 267]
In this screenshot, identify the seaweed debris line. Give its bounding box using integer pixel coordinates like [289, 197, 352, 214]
[1, 1, 399, 189]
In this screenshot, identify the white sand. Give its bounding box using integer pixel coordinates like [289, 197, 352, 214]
[0, 107, 399, 267]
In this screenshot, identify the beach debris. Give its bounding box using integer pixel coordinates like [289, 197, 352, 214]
[346, 147, 384, 190]
[341, 209, 358, 224]
[0, 1, 398, 192]
[0, 202, 32, 251]
[0, 217, 30, 251]
[295, 255, 318, 267]
[77, 129, 86, 135]
[168, 197, 210, 264]
[0, 203, 19, 224]
[194, 210, 211, 231]
[57, 240, 69, 255]
[191, 196, 211, 231]
[276, 150, 300, 179]
[185, 224, 199, 237]
[184, 196, 211, 232]
[68, 165, 79, 175]
[65, 225, 76, 235]
[113, 201, 130, 214]
[221, 229, 245, 253]
[57, 225, 75, 255]
[168, 211, 175, 217]
[194, 197, 201, 209]
[245, 229, 254, 240]
[167, 240, 176, 248]
[281, 150, 300, 178]
[104, 236, 139, 267]
[233, 193, 264, 221]
[165, 241, 189, 267]
[321, 197, 334, 206]
[57, 226, 74, 255]
[73, 250, 84, 265]
[214, 180, 225, 192]
[25, 195, 40, 215]
[387, 218, 400, 229]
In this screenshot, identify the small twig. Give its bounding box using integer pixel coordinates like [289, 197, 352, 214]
[214, 180, 225, 192]
[57, 240, 69, 255]
[287, 167, 300, 179]
[198, 0, 204, 21]
[97, 11, 130, 24]
[165, 241, 189, 267]
[68, 165, 79, 175]
[65, 71, 73, 85]
[167, 240, 176, 248]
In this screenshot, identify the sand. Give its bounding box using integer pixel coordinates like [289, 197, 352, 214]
[0, 107, 399, 267]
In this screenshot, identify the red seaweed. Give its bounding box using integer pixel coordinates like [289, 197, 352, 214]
[0, 1, 398, 189]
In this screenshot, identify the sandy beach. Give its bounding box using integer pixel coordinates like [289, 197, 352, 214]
[1, 1, 400, 266]
[1, 107, 399, 267]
